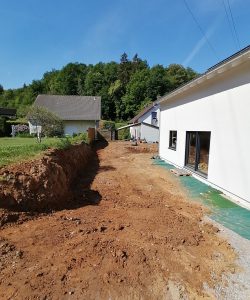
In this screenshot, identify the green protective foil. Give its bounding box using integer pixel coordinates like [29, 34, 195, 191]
[153, 159, 250, 240]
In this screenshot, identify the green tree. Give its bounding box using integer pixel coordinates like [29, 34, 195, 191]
[165, 64, 197, 90]
[132, 54, 148, 72]
[27, 106, 64, 138]
[118, 52, 132, 85]
[147, 65, 171, 99]
[108, 79, 124, 120]
[0, 55, 198, 122]
[121, 69, 151, 119]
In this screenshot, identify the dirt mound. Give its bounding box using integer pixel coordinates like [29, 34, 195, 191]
[0, 143, 93, 212]
[126, 142, 158, 153]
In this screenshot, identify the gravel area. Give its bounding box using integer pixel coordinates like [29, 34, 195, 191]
[207, 217, 250, 299]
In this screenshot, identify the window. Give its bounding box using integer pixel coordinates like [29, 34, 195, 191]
[151, 111, 157, 125]
[185, 131, 211, 177]
[169, 130, 177, 150]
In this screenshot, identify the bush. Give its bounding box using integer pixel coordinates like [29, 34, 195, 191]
[0, 117, 11, 137]
[57, 137, 72, 149]
[101, 120, 115, 130]
[13, 124, 29, 136]
[16, 132, 32, 138]
[118, 128, 130, 140]
[56, 133, 88, 150]
[71, 132, 88, 144]
[27, 106, 64, 137]
[6, 119, 28, 126]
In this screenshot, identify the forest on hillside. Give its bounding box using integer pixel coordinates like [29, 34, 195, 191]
[0, 53, 198, 121]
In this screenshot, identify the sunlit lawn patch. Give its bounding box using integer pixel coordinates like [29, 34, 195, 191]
[0, 137, 62, 167]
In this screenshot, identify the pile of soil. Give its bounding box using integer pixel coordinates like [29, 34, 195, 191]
[0, 143, 93, 212]
[126, 142, 158, 153]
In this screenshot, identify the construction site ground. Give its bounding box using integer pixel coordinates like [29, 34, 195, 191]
[0, 141, 237, 299]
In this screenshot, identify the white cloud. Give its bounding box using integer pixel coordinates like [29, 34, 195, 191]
[182, 17, 221, 66]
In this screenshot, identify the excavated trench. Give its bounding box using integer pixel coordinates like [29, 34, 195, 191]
[0, 143, 98, 213]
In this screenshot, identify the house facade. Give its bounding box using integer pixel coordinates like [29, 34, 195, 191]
[158, 46, 250, 208]
[129, 103, 160, 142]
[33, 95, 101, 136]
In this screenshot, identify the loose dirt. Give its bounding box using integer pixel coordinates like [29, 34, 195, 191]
[0, 141, 236, 299]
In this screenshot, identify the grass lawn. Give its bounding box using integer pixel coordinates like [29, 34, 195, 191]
[0, 137, 63, 167]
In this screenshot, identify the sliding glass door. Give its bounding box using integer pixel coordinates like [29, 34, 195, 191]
[185, 131, 211, 176]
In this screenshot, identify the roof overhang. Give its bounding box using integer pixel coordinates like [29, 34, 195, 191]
[117, 123, 141, 131]
[117, 122, 159, 131]
[157, 46, 250, 105]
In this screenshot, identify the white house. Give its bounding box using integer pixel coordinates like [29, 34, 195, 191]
[158, 45, 250, 209]
[128, 103, 160, 142]
[33, 95, 101, 136]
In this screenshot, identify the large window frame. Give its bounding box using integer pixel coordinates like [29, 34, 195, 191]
[185, 131, 211, 177]
[169, 130, 177, 150]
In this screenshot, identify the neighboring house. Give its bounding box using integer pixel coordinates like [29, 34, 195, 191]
[158, 45, 250, 208]
[33, 95, 101, 135]
[128, 103, 160, 142]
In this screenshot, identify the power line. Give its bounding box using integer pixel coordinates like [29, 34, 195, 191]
[182, 0, 219, 59]
[227, 0, 241, 49]
[221, 0, 238, 50]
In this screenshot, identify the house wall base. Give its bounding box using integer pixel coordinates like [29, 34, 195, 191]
[159, 156, 250, 211]
[64, 120, 96, 136]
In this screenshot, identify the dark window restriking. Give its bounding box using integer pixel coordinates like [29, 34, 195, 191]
[151, 111, 157, 125]
[169, 130, 177, 150]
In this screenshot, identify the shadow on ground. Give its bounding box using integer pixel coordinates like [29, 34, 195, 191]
[49, 140, 110, 210]
[0, 140, 109, 227]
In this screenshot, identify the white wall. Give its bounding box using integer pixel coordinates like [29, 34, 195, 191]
[130, 125, 141, 139]
[138, 106, 160, 126]
[159, 61, 250, 205]
[28, 122, 41, 134]
[141, 124, 159, 142]
[64, 120, 96, 135]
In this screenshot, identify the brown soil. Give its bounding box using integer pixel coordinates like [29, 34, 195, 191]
[0, 141, 236, 299]
[0, 143, 93, 212]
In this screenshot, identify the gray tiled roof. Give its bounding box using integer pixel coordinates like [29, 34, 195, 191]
[34, 95, 101, 121]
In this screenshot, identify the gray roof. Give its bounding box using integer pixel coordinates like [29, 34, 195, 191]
[34, 95, 101, 121]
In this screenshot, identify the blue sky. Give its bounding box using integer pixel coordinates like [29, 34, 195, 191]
[0, 0, 249, 89]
